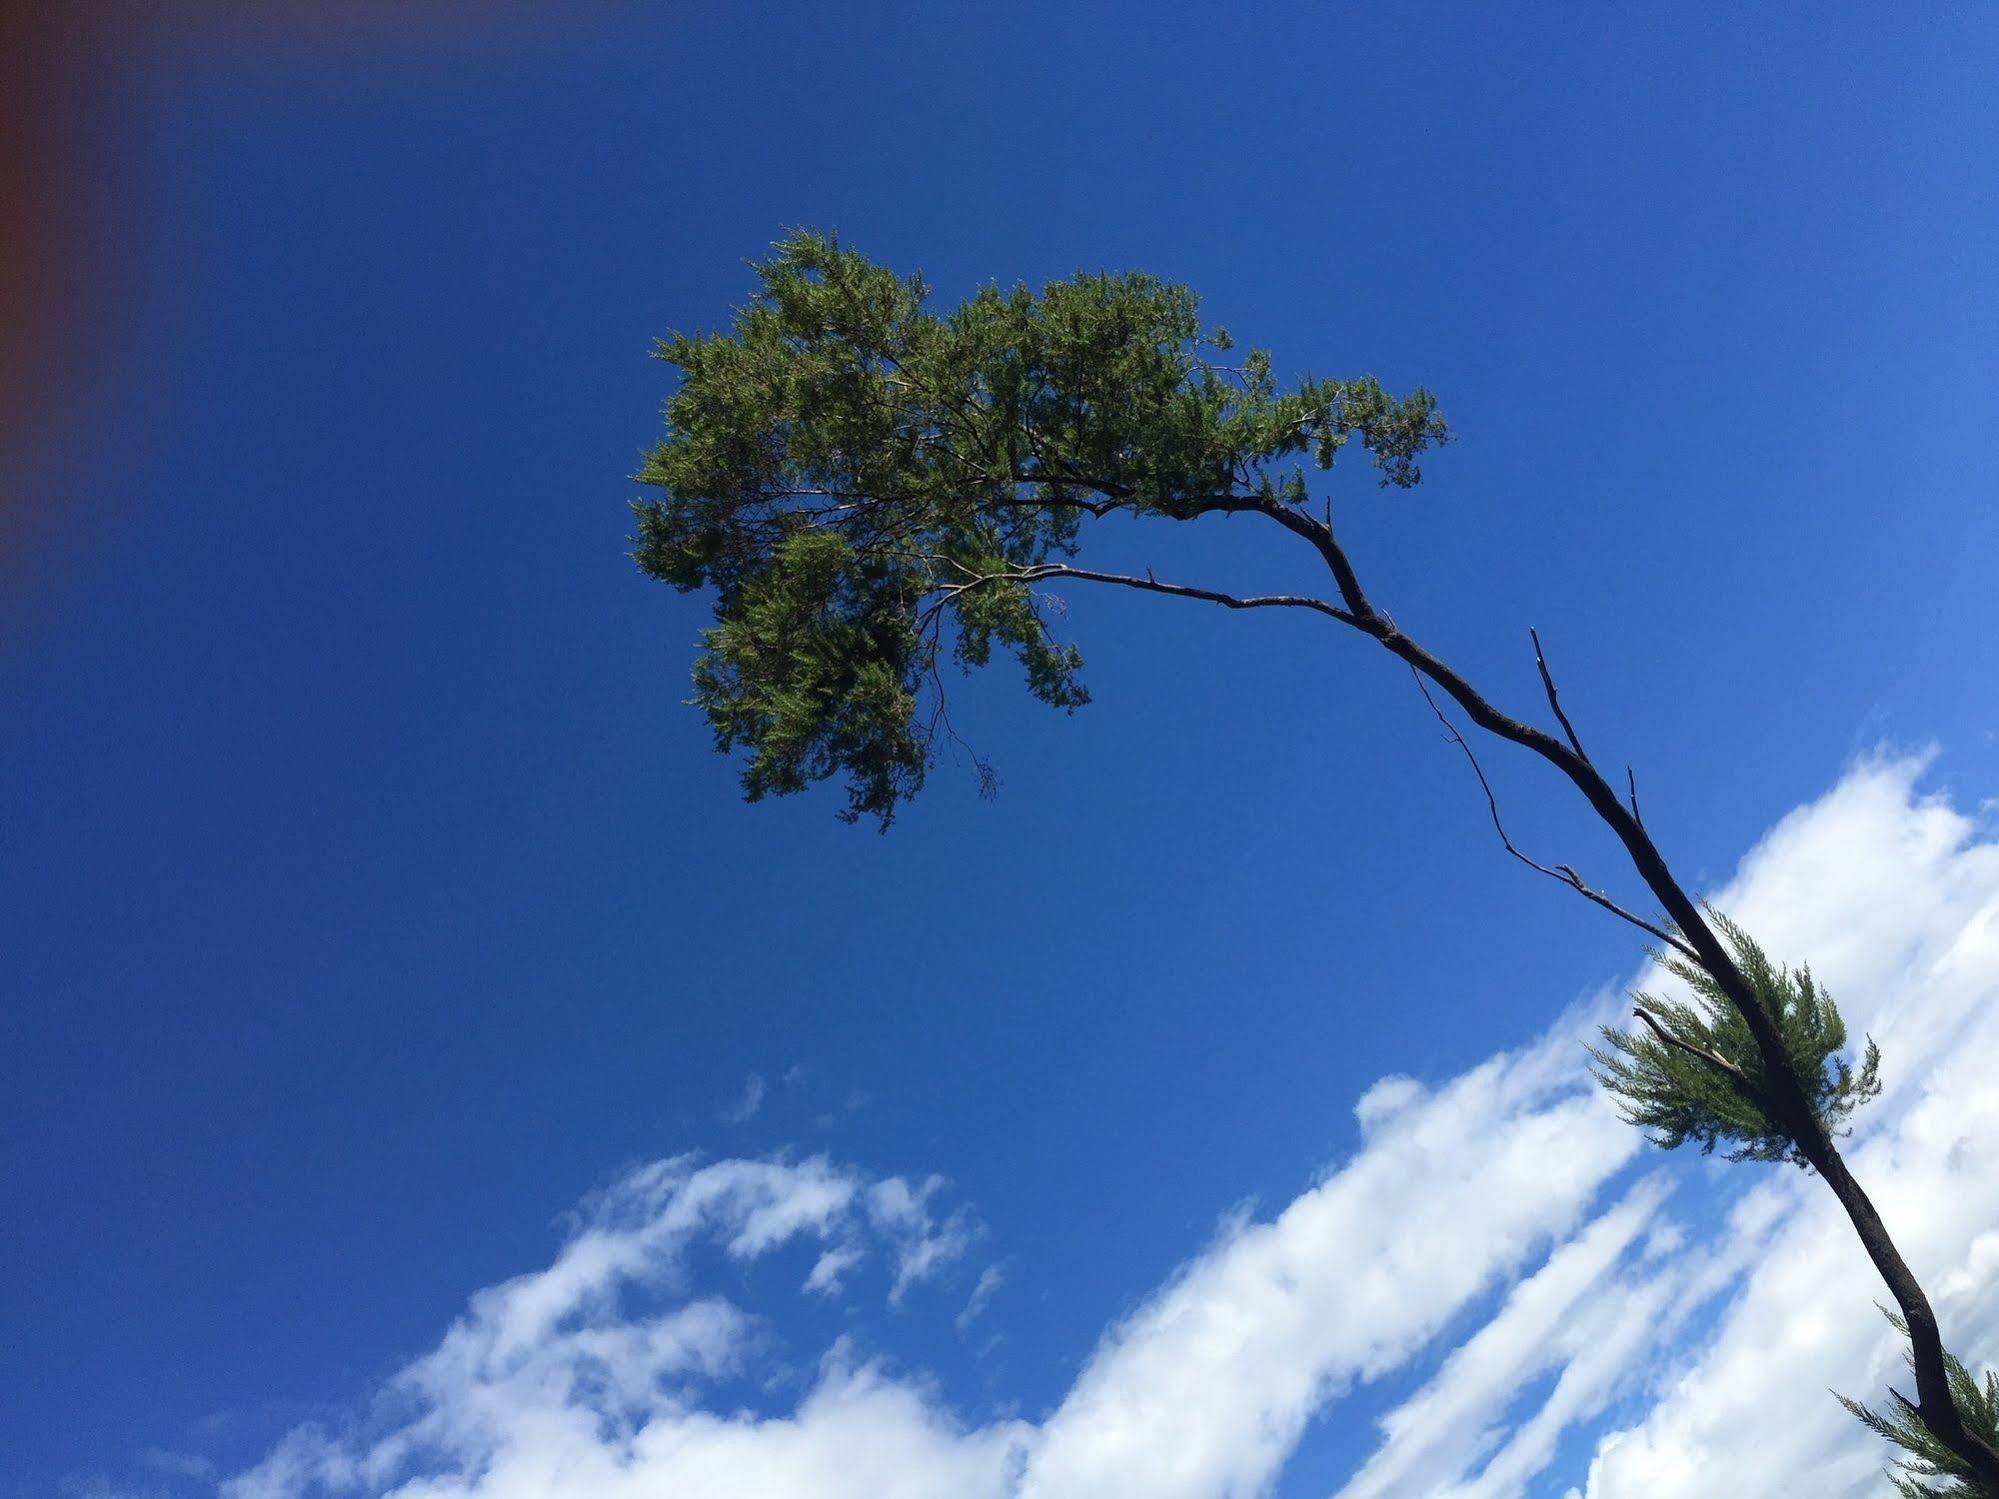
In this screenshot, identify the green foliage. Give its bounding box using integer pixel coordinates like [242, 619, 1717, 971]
[1839, 1312, 1999, 1498]
[1586, 910, 1881, 1167]
[634, 230, 1447, 824]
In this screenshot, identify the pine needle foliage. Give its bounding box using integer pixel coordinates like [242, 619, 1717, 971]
[1838, 1312, 1999, 1498]
[633, 230, 1446, 825]
[1586, 911, 1881, 1168]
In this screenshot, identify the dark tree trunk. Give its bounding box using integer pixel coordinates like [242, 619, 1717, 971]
[1806, 1136, 1999, 1486]
[1285, 517, 1999, 1491]
[1420, 651, 1999, 1487]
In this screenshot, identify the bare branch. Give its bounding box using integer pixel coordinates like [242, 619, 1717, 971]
[1633, 1005, 1751, 1084]
[993, 563, 1359, 624]
[1408, 667, 1700, 960]
[1626, 764, 1646, 831]
[1530, 626, 1593, 767]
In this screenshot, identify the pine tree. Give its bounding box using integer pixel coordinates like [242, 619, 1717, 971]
[631, 232, 1999, 1490]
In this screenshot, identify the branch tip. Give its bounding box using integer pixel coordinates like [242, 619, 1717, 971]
[1529, 626, 1593, 767]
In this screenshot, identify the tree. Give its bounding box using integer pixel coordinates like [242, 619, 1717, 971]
[630, 230, 1999, 1491]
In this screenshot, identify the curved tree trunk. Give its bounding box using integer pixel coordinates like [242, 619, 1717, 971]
[1283, 510, 1999, 1491]
[1607, 786, 1999, 1488]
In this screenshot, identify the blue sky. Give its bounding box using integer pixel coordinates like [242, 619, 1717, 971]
[4, 7, 1998, 1497]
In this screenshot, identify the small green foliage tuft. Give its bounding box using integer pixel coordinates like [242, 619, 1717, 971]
[1586, 910, 1881, 1168]
[633, 230, 1446, 825]
[1838, 1312, 1999, 1498]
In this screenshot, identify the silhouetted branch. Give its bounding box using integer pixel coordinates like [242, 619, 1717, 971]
[1409, 667, 1699, 961]
[1531, 626, 1592, 767]
[978, 562, 1358, 623]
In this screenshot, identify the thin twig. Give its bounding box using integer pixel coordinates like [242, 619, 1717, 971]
[1626, 765, 1646, 832]
[1530, 626, 1592, 767]
[1409, 667, 1700, 960]
[1633, 1006, 1751, 1084]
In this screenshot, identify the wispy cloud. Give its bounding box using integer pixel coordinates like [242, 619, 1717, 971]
[141, 1451, 216, 1480]
[1334, 1176, 1676, 1499]
[1018, 1031, 1635, 1499]
[868, 1176, 976, 1305]
[719, 1072, 766, 1125]
[206, 754, 1999, 1499]
[221, 1155, 1012, 1499]
[958, 1266, 1005, 1332]
[215, 1029, 1638, 1499]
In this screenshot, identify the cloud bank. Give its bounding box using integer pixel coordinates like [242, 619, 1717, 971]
[203, 755, 1999, 1499]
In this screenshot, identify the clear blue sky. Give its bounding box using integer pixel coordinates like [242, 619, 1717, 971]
[4, 6, 1997, 1495]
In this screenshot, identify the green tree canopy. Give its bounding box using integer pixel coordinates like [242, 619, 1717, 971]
[633, 229, 1445, 824]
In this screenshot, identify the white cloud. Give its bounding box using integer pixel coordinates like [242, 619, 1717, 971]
[218, 1030, 1637, 1499]
[959, 1266, 1006, 1332]
[803, 1245, 865, 1297]
[867, 1176, 977, 1304]
[220, 1156, 1005, 1499]
[208, 754, 1999, 1499]
[1351, 1074, 1425, 1134]
[1334, 1177, 1674, 1499]
[719, 1073, 766, 1125]
[1016, 1041, 1636, 1499]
